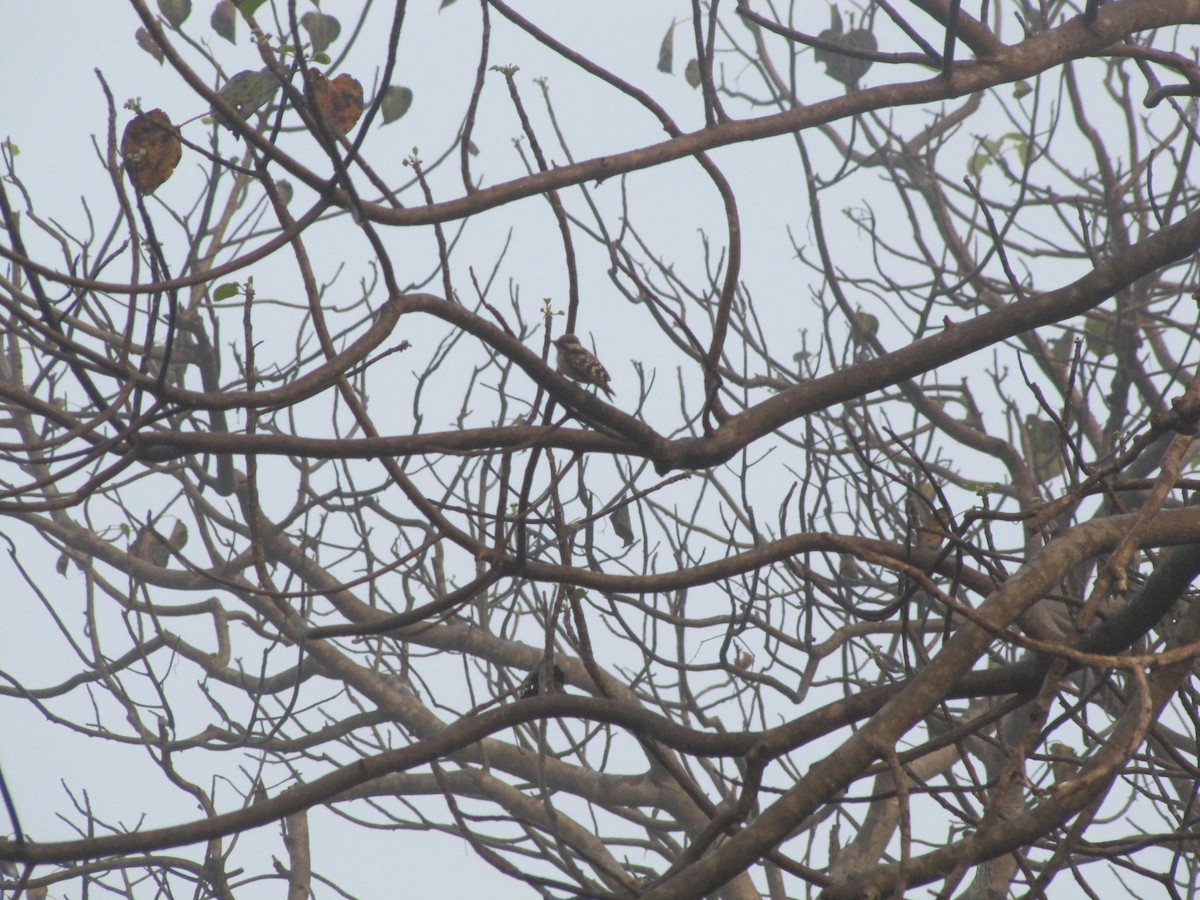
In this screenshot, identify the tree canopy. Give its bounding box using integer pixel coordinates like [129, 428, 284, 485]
[4, 1, 1200, 897]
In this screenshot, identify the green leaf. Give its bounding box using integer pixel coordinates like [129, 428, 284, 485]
[380, 86, 413, 124]
[211, 68, 281, 132]
[1013, 138, 1029, 166]
[276, 179, 293, 206]
[658, 23, 674, 73]
[214, 282, 241, 301]
[158, 0, 191, 28]
[56, 553, 70, 577]
[684, 59, 701, 89]
[235, 0, 269, 16]
[301, 11, 341, 53]
[967, 153, 990, 178]
[1013, 80, 1032, 99]
[312, 51, 331, 65]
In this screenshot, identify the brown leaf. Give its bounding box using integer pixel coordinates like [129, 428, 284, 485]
[211, 0, 236, 43]
[814, 12, 877, 90]
[306, 71, 364, 138]
[121, 110, 182, 194]
[136, 27, 165, 64]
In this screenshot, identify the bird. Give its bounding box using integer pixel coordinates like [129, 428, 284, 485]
[519, 663, 566, 699]
[130, 520, 189, 568]
[553, 333, 614, 398]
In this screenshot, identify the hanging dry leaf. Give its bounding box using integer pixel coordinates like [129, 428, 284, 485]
[306, 71, 364, 138]
[121, 109, 182, 194]
[211, 0, 236, 43]
[610, 501, 634, 546]
[136, 27, 165, 63]
[658, 22, 674, 73]
[814, 8, 877, 89]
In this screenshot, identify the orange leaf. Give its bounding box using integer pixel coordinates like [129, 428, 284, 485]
[306, 71, 364, 139]
[121, 109, 182, 194]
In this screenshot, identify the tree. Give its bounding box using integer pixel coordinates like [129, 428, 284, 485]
[3, 1, 1200, 896]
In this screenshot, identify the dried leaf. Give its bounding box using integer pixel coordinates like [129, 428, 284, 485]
[167, 521, 189, 551]
[301, 11, 341, 53]
[684, 59, 701, 88]
[380, 85, 413, 124]
[136, 27, 165, 63]
[212, 68, 281, 133]
[306, 71, 364, 138]
[211, 0, 236, 42]
[658, 22, 674, 73]
[814, 11, 877, 90]
[158, 0, 191, 28]
[439, 0, 458, 8]
[121, 109, 182, 194]
[610, 501, 634, 546]
[276, 179, 293, 206]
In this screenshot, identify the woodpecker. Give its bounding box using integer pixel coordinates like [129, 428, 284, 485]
[519, 663, 566, 699]
[554, 333, 614, 398]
